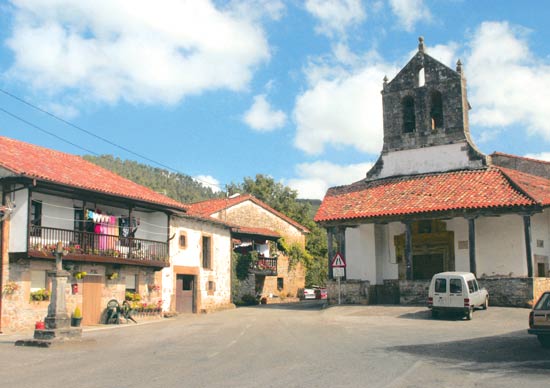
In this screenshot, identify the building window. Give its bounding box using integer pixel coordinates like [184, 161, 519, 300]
[202, 235, 212, 269]
[277, 277, 284, 291]
[402, 96, 416, 133]
[30, 270, 47, 292]
[30, 200, 42, 237]
[125, 274, 137, 293]
[430, 90, 444, 130]
[207, 280, 216, 295]
[179, 232, 187, 249]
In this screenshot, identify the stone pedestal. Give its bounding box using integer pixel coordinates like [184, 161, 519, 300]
[43, 269, 71, 330]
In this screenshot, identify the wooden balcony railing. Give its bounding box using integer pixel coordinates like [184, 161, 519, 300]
[250, 257, 277, 276]
[28, 226, 169, 266]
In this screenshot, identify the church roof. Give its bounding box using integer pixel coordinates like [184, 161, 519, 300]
[315, 168, 541, 223]
[0, 136, 188, 211]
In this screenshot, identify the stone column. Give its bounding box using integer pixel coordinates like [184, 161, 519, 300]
[523, 214, 533, 278]
[44, 242, 71, 329]
[466, 216, 477, 276]
[404, 221, 412, 280]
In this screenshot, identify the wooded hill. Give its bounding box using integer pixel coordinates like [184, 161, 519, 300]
[83, 155, 223, 204]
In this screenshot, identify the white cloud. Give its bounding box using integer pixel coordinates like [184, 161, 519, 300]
[389, 0, 431, 32]
[5, 0, 271, 106]
[243, 94, 287, 131]
[293, 55, 394, 155]
[194, 175, 222, 193]
[467, 21, 550, 141]
[524, 152, 550, 162]
[287, 161, 372, 199]
[305, 0, 365, 38]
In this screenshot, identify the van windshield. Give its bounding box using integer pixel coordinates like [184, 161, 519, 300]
[434, 278, 446, 293]
[450, 278, 462, 294]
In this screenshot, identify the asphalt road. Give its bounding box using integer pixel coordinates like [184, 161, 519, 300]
[0, 302, 548, 388]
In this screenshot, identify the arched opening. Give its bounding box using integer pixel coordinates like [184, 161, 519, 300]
[430, 90, 444, 130]
[402, 96, 416, 133]
[418, 67, 425, 87]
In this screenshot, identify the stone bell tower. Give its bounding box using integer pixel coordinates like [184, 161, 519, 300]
[366, 37, 486, 180]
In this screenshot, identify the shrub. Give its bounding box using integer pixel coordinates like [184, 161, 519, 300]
[238, 294, 259, 306]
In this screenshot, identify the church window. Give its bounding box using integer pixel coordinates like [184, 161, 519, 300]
[402, 96, 416, 133]
[430, 90, 444, 130]
[418, 67, 425, 87]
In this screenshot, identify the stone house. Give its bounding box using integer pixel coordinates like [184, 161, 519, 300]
[188, 194, 309, 303]
[0, 136, 233, 333]
[315, 38, 550, 307]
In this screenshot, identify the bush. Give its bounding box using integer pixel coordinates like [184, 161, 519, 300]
[238, 294, 259, 306]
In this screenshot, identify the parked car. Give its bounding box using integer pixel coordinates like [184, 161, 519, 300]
[528, 291, 550, 348]
[428, 272, 489, 320]
[301, 288, 316, 300]
[314, 287, 327, 300]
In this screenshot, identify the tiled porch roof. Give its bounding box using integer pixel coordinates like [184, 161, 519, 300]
[0, 136, 187, 211]
[315, 168, 538, 223]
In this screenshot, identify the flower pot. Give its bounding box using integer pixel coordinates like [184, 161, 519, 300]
[71, 317, 82, 327]
[35, 321, 45, 330]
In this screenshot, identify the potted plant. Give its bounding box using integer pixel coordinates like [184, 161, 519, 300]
[71, 306, 83, 327]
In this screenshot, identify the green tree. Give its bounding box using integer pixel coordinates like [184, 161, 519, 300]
[229, 174, 328, 286]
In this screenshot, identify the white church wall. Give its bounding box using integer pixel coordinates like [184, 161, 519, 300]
[531, 210, 550, 276]
[476, 214, 526, 277]
[444, 218, 469, 272]
[346, 224, 376, 282]
[377, 142, 483, 179]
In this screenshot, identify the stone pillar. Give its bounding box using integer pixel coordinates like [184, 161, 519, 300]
[467, 216, 477, 276]
[523, 215, 533, 278]
[44, 270, 71, 329]
[404, 222, 412, 280]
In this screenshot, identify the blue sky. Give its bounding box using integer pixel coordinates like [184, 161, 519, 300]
[1, 1, 550, 200]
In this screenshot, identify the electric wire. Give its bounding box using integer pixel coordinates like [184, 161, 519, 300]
[0, 87, 226, 190]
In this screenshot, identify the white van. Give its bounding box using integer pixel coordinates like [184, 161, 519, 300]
[428, 272, 489, 320]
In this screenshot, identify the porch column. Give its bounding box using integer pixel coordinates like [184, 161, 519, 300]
[337, 226, 346, 281]
[404, 221, 412, 280]
[523, 214, 533, 277]
[466, 216, 477, 276]
[326, 227, 334, 279]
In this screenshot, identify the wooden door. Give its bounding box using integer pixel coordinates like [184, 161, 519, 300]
[176, 275, 194, 313]
[82, 276, 103, 325]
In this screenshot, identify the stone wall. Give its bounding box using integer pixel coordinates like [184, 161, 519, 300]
[478, 277, 533, 307]
[399, 280, 430, 305]
[1, 258, 161, 333]
[534, 278, 550, 305]
[327, 279, 370, 305]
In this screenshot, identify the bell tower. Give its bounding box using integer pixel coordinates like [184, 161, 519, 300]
[366, 37, 486, 180]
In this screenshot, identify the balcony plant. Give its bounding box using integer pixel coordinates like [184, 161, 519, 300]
[71, 306, 83, 327]
[30, 288, 50, 302]
[2, 281, 19, 295]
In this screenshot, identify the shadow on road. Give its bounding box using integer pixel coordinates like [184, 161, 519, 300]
[388, 330, 550, 374]
[238, 300, 326, 311]
[398, 309, 474, 321]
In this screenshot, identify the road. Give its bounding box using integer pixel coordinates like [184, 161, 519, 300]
[0, 302, 548, 388]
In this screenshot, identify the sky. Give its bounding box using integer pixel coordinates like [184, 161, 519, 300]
[1, 1, 550, 200]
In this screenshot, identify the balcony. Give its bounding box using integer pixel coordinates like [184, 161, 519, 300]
[28, 226, 169, 268]
[250, 257, 277, 276]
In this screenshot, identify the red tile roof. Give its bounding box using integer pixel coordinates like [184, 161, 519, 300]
[315, 168, 537, 223]
[188, 194, 309, 233]
[499, 167, 550, 206]
[230, 226, 281, 239]
[0, 136, 187, 211]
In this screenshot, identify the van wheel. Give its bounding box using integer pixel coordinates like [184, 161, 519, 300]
[466, 308, 473, 320]
[482, 297, 489, 310]
[537, 335, 550, 348]
[431, 310, 439, 319]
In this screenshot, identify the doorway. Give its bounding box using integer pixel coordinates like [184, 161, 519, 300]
[176, 275, 195, 313]
[82, 276, 103, 325]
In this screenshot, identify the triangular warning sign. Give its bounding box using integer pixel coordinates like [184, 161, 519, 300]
[331, 252, 346, 268]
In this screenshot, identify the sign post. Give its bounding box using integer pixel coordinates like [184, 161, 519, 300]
[330, 252, 346, 305]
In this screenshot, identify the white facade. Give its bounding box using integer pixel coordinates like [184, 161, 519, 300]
[165, 216, 232, 312]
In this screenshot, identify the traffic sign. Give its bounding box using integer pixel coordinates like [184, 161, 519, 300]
[331, 252, 346, 268]
[333, 267, 345, 277]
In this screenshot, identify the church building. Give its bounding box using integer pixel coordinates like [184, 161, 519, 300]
[315, 38, 550, 307]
